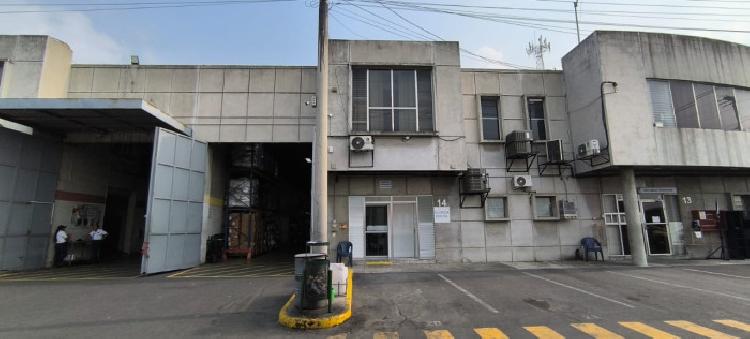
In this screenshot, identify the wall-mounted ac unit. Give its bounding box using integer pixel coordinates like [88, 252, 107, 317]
[546, 139, 564, 162]
[577, 139, 601, 158]
[350, 136, 373, 152]
[506, 130, 533, 158]
[559, 200, 578, 219]
[512, 175, 533, 189]
[460, 168, 489, 194]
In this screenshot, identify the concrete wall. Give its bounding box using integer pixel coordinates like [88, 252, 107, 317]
[68, 65, 317, 143]
[0, 35, 71, 99]
[564, 31, 750, 172]
[327, 40, 467, 172]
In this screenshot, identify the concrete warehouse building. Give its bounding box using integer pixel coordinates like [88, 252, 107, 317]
[0, 31, 749, 273]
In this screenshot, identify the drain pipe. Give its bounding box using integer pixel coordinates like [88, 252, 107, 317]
[600, 81, 617, 152]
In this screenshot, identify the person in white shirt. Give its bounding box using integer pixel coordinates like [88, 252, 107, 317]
[54, 225, 69, 267]
[89, 224, 109, 262]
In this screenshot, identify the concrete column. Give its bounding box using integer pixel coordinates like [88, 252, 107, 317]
[620, 167, 648, 267]
[310, 0, 329, 255]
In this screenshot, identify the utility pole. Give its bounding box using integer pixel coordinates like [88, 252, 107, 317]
[526, 35, 551, 69]
[311, 0, 329, 255]
[573, 0, 581, 44]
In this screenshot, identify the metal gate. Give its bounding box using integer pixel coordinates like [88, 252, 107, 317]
[141, 128, 206, 274]
[0, 127, 62, 270]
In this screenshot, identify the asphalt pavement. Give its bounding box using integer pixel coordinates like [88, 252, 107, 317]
[0, 261, 748, 338]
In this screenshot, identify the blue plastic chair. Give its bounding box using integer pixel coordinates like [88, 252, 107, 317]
[580, 237, 604, 261]
[336, 241, 353, 267]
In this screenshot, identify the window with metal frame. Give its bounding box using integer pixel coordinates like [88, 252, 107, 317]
[485, 196, 508, 220]
[527, 97, 547, 140]
[480, 96, 501, 141]
[648, 79, 744, 131]
[352, 68, 433, 132]
[533, 195, 558, 219]
[603, 194, 630, 255]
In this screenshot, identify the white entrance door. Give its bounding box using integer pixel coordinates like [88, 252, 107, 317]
[641, 199, 672, 255]
[141, 128, 206, 274]
[392, 203, 416, 258]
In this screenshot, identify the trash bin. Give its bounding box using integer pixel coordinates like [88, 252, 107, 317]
[302, 258, 329, 310]
[294, 253, 326, 309]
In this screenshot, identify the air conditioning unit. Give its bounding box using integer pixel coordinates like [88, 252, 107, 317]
[506, 130, 533, 158]
[512, 175, 533, 189]
[546, 139, 564, 162]
[559, 200, 578, 219]
[577, 139, 601, 158]
[350, 136, 373, 152]
[460, 168, 490, 194]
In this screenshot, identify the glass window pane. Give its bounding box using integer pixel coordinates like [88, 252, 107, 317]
[527, 98, 545, 119]
[738, 89, 750, 130]
[393, 70, 416, 107]
[486, 197, 506, 218]
[394, 109, 416, 131]
[366, 205, 388, 226]
[481, 97, 499, 118]
[648, 80, 677, 127]
[603, 195, 617, 213]
[368, 70, 391, 107]
[535, 196, 554, 217]
[482, 118, 500, 140]
[716, 86, 740, 130]
[365, 233, 388, 256]
[531, 119, 547, 140]
[670, 80, 699, 128]
[352, 69, 368, 131]
[417, 69, 433, 131]
[369, 109, 393, 132]
[695, 84, 721, 129]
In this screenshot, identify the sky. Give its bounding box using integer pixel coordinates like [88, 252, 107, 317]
[0, 0, 748, 70]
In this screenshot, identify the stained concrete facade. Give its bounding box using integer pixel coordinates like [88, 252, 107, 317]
[1, 32, 749, 267]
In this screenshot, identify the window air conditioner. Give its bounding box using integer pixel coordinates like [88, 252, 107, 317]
[506, 130, 534, 158]
[512, 175, 533, 189]
[546, 139, 564, 162]
[559, 200, 578, 219]
[350, 136, 374, 152]
[577, 139, 601, 158]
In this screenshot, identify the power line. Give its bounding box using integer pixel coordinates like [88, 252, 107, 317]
[347, 1, 750, 34]
[0, 0, 294, 14]
[534, 0, 750, 11]
[330, 12, 368, 39]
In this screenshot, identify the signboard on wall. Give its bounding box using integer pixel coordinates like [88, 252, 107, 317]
[433, 207, 451, 224]
[638, 187, 678, 194]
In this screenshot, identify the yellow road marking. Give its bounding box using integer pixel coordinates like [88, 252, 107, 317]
[571, 323, 624, 339]
[326, 334, 347, 339]
[714, 320, 750, 333]
[666, 321, 739, 339]
[474, 327, 509, 339]
[366, 261, 392, 266]
[373, 331, 399, 339]
[524, 326, 565, 339]
[619, 322, 679, 339]
[423, 330, 454, 339]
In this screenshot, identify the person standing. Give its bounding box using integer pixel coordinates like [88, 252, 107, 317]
[54, 225, 69, 267]
[89, 224, 109, 262]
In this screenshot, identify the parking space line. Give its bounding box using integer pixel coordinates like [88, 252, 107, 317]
[524, 326, 565, 339]
[608, 271, 750, 305]
[714, 319, 750, 333]
[437, 273, 499, 314]
[423, 330, 454, 339]
[522, 272, 635, 308]
[473, 327, 509, 339]
[666, 320, 739, 339]
[571, 323, 623, 339]
[619, 322, 678, 339]
[373, 331, 399, 339]
[683, 269, 750, 279]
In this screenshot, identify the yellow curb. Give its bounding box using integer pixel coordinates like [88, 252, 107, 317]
[278, 271, 353, 329]
[365, 261, 392, 266]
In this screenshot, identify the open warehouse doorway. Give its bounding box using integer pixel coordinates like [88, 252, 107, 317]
[208, 143, 311, 263]
[0, 99, 207, 276]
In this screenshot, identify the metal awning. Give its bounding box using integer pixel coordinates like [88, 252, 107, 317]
[0, 98, 187, 135]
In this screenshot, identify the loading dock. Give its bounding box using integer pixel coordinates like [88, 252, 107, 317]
[0, 98, 206, 275]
